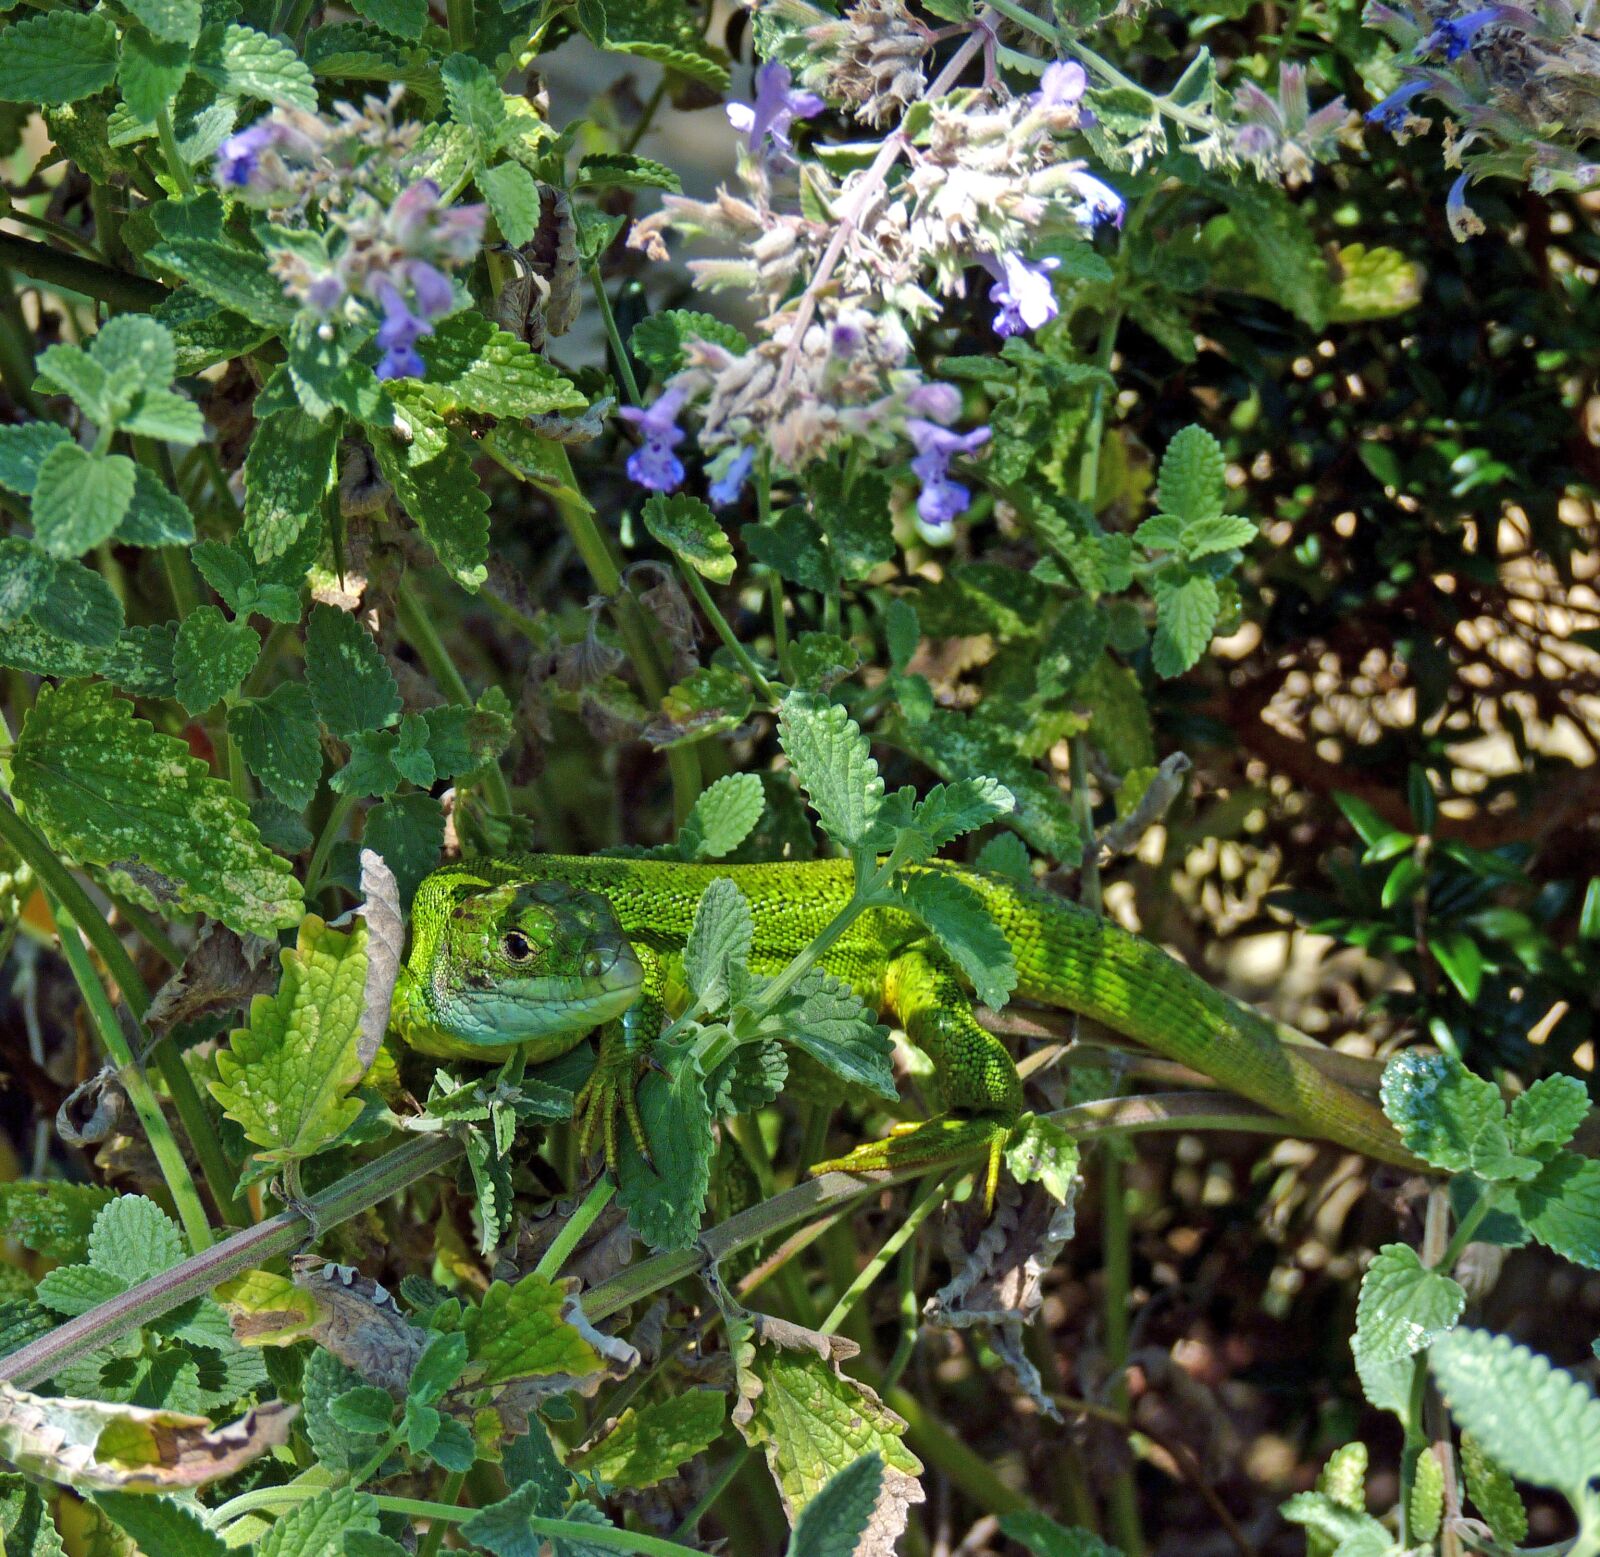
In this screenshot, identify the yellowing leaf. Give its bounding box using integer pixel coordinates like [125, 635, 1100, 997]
[570, 1392, 726, 1490]
[0, 1381, 295, 1492]
[209, 915, 369, 1167]
[463, 1273, 636, 1390]
[214, 1270, 323, 1348]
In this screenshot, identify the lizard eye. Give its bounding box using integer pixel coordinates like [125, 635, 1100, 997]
[502, 931, 534, 962]
[583, 952, 604, 977]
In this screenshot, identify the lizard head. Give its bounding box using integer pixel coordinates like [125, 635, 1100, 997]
[393, 869, 644, 1060]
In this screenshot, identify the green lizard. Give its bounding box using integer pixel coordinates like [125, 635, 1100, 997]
[392, 854, 1418, 1197]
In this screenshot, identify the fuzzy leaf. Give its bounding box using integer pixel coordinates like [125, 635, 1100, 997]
[258, 1487, 379, 1557]
[95, 1493, 226, 1557]
[1150, 571, 1219, 679]
[1353, 1243, 1464, 1365]
[346, 0, 425, 38]
[684, 877, 754, 1014]
[173, 605, 258, 715]
[570, 1393, 725, 1490]
[1380, 1051, 1539, 1181]
[145, 236, 297, 329]
[615, 1052, 715, 1250]
[416, 313, 583, 418]
[777, 693, 884, 854]
[119, 466, 198, 548]
[243, 410, 338, 563]
[1513, 1153, 1600, 1270]
[575, 151, 680, 191]
[304, 604, 401, 738]
[0, 1183, 113, 1262]
[0, 424, 72, 496]
[462, 1274, 610, 1388]
[1460, 1432, 1528, 1547]
[1179, 514, 1255, 559]
[209, 915, 369, 1166]
[122, 0, 200, 44]
[0, 10, 118, 103]
[1430, 1328, 1600, 1501]
[31, 447, 136, 559]
[786, 1453, 885, 1557]
[368, 410, 488, 591]
[643, 492, 736, 583]
[899, 871, 1016, 1011]
[441, 52, 505, 149]
[88, 1195, 186, 1285]
[677, 773, 765, 860]
[478, 161, 540, 247]
[762, 970, 896, 1100]
[12, 680, 302, 936]
[1508, 1074, 1590, 1159]
[229, 683, 323, 809]
[1004, 1115, 1080, 1204]
[194, 23, 317, 108]
[629, 310, 746, 378]
[1153, 425, 1225, 523]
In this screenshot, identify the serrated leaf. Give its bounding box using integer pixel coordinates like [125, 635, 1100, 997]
[258, 1487, 379, 1557]
[997, 1513, 1122, 1557]
[0, 10, 118, 104]
[1460, 1432, 1528, 1546]
[193, 23, 316, 109]
[173, 605, 259, 715]
[616, 1052, 715, 1250]
[124, 0, 199, 44]
[1508, 1074, 1590, 1159]
[1134, 514, 1183, 553]
[1179, 514, 1255, 559]
[1514, 1152, 1600, 1270]
[1151, 571, 1219, 679]
[684, 877, 754, 1014]
[0, 423, 72, 496]
[462, 1272, 612, 1388]
[368, 410, 488, 591]
[96, 1492, 227, 1557]
[88, 1195, 186, 1285]
[478, 161, 540, 247]
[1153, 425, 1225, 524]
[210, 915, 369, 1165]
[243, 410, 338, 563]
[905, 779, 1014, 857]
[441, 52, 505, 148]
[0, 1183, 114, 1262]
[777, 693, 883, 853]
[678, 773, 764, 860]
[764, 970, 896, 1100]
[0, 540, 52, 627]
[32, 447, 137, 559]
[629, 310, 747, 379]
[119, 466, 197, 548]
[575, 151, 681, 191]
[1379, 1051, 1539, 1181]
[899, 871, 1016, 1011]
[415, 312, 584, 418]
[229, 683, 322, 810]
[13, 680, 302, 936]
[1279, 1493, 1394, 1557]
[576, 0, 729, 88]
[570, 1392, 725, 1490]
[1004, 1114, 1080, 1204]
[146, 235, 296, 330]
[1353, 1243, 1464, 1365]
[304, 604, 401, 738]
[347, 0, 425, 38]
[329, 1385, 394, 1435]
[786, 1452, 885, 1557]
[643, 492, 736, 583]
[35, 1264, 126, 1316]
[1430, 1327, 1600, 1501]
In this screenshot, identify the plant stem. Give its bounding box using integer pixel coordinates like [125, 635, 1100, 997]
[446, 0, 473, 49]
[0, 233, 165, 309]
[533, 1177, 614, 1278]
[155, 107, 197, 197]
[677, 562, 778, 705]
[588, 265, 642, 406]
[621, 74, 669, 154]
[887, 1385, 1032, 1517]
[53, 901, 213, 1252]
[673, 1446, 752, 1542]
[415, 1471, 467, 1557]
[818, 1173, 945, 1334]
[304, 791, 359, 902]
[0, 1133, 462, 1389]
[393, 574, 513, 819]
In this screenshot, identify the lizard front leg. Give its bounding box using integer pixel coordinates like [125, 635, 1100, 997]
[812, 940, 1024, 1209]
[573, 943, 667, 1171]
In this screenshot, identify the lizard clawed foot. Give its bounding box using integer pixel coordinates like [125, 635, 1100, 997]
[573, 1046, 656, 1174]
[810, 1115, 1013, 1213]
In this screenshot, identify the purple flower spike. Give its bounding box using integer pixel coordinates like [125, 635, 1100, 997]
[373, 280, 434, 381]
[1422, 6, 1503, 58]
[1366, 77, 1429, 132]
[1446, 171, 1486, 239]
[727, 61, 825, 162]
[709, 445, 757, 508]
[904, 382, 962, 423]
[216, 122, 277, 191]
[1065, 171, 1126, 231]
[618, 386, 690, 494]
[405, 259, 455, 319]
[984, 252, 1063, 338]
[906, 418, 991, 529]
[1034, 60, 1088, 109]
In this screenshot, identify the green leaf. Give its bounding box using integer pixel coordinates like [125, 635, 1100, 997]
[1151, 570, 1219, 679]
[243, 410, 338, 563]
[574, 0, 730, 88]
[229, 684, 323, 810]
[1513, 1153, 1600, 1270]
[368, 410, 489, 591]
[0, 10, 118, 104]
[643, 492, 736, 583]
[35, 1264, 126, 1316]
[409, 1330, 468, 1402]
[1430, 1327, 1600, 1502]
[146, 235, 296, 330]
[173, 605, 259, 715]
[120, 24, 193, 119]
[777, 693, 884, 853]
[193, 23, 317, 108]
[441, 52, 505, 149]
[96, 1493, 227, 1557]
[1004, 1114, 1080, 1204]
[0, 1183, 113, 1262]
[209, 914, 369, 1165]
[684, 878, 754, 1014]
[575, 151, 681, 191]
[998, 1513, 1123, 1557]
[462, 1272, 614, 1388]
[88, 1195, 186, 1284]
[646, 664, 752, 748]
[1278, 1494, 1394, 1557]
[119, 467, 197, 548]
[1460, 1432, 1528, 1547]
[364, 791, 444, 909]
[904, 779, 1014, 858]
[258, 1487, 379, 1557]
[31, 447, 137, 559]
[810, 466, 895, 583]
[1179, 514, 1255, 559]
[1430, 930, 1483, 1002]
[629, 310, 746, 379]
[192, 538, 302, 624]
[1508, 1074, 1590, 1159]
[415, 313, 584, 419]
[478, 161, 540, 247]
[615, 1051, 715, 1250]
[123, 0, 200, 44]
[91, 316, 177, 393]
[899, 871, 1016, 1011]
[1352, 1243, 1464, 1365]
[762, 970, 896, 1100]
[787, 1452, 884, 1557]
[677, 773, 765, 861]
[976, 832, 1031, 882]
[0, 1473, 67, 1557]
[570, 1392, 726, 1490]
[346, 0, 425, 38]
[12, 680, 302, 936]
[0, 423, 72, 496]
[739, 1344, 921, 1519]
[1379, 1051, 1539, 1182]
[305, 604, 401, 738]
[1153, 425, 1225, 523]
[329, 1385, 395, 1435]
[746, 507, 836, 593]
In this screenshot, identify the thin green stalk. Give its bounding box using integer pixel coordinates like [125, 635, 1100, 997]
[304, 791, 359, 901]
[879, 1225, 922, 1391]
[5, 206, 100, 257]
[533, 1178, 615, 1278]
[0, 269, 43, 418]
[393, 574, 513, 819]
[416, 1470, 467, 1557]
[588, 266, 642, 406]
[1437, 1185, 1496, 1272]
[887, 1385, 1032, 1517]
[155, 106, 196, 197]
[673, 1446, 752, 1542]
[53, 902, 213, 1252]
[445, 0, 473, 49]
[90, 180, 123, 267]
[281, 0, 317, 41]
[818, 1174, 945, 1335]
[0, 232, 166, 309]
[620, 74, 669, 154]
[677, 562, 777, 705]
[161, 546, 202, 620]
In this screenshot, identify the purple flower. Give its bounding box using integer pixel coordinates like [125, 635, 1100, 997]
[983, 251, 1063, 337]
[373, 281, 432, 381]
[907, 418, 990, 529]
[405, 259, 454, 319]
[618, 386, 689, 493]
[386, 181, 486, 266]
[1034, 60, 1088, 110]
[216, 122, 278, 191]
[1422, 6, 1502, 58]
[1447, 171, 1486, 239]
[727, 62, 825, 162]
[709, 444, 757, 508]
[1366, 77, 1429, 132]
[904, 382, 962, 422]
[1065, 171, 1126, 231]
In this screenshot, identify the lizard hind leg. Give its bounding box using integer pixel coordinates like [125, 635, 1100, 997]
[810, 1115, 1011, 1210]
